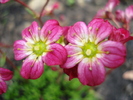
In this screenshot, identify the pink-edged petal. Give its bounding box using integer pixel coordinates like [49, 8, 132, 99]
[61, 45, 83, 68]
[67, 22, 88, 46]
[22, 21, 39, 43]
[61, 55, 83, 69]
[78, 58, 106, 86]
[20, 55, 44, 79]
[40, 19, 63, 43]
[0, 80, 7, 95]
[98, 41, 126, 68]
[88, 18, 113, 44]
[0, 68, 13, 81]
[63, 65, 78, 80]
[43, 43, 67, 66]
[65, 44, 82, 55]
[13, 40, 32, 60]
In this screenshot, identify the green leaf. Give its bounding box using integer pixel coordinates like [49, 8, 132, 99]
[67, 0, 75, 6]
[0, 54, 6, 67]
[25, 8, 36, 18]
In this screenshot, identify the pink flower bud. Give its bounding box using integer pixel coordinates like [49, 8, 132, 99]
[0, 0, 9, 3]
[125, 5, 133, 22]
[0, 68, 13, 94]
[109, 27, 133, 43]
[105, 0, 120, 12]
[115, 10, 125, 22]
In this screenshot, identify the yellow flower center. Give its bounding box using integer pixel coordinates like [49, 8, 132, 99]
[81, 42, 98, 58]
[33, 41, 47, 56]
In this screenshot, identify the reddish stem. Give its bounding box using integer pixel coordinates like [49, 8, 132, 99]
[14, 0, 43, 25]
[38, 0, 50, 27]
[125, 22, 130, 30]
[0, 43, 12, 48]
[0, 49, 19, 72]
[14, 0, 38, 16]
[106, 69, 114, 76]
[111, 15, 121, 28]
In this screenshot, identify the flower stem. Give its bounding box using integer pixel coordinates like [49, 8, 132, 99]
[106, 69, 114, 76]
[0, 43, 12, 48]
[38, 0, 50, 27]
[14, 0, 43, 25]
[0, 49, 19, 72]
[14, 0, 38, 17]
[111, 14, 121, 28]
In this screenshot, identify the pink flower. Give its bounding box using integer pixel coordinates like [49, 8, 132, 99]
[63, 65, 78, 80]
[41, 2, 60, 16]
[61, 18, 126, 86]
[13, 20, 67, 79]
[0, 68, 13, 94]
[0, 0, 9, 3]
[125, 5, 133, 22]
[95, 0, 119, 18]
[115, 5, 133, 23]
[56, 26, 70, 46]
[95, 9, 107, 19]
[109, 27, 133, 43]
[115, 10, 125, 22]
[105, 0, 120, 12]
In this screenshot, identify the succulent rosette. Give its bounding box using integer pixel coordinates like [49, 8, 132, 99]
[0, 68, 13, 94]
[13, 20, 67, 79]
[61, 18, 126, 86]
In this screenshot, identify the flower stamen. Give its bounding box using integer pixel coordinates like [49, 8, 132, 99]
[68, 52, 82, 57]
[97, 51, 110, 54]
[29, 29, 36, 42]
[17, 48, 32, 51]
[73, 33, 86, 44]
[30, 58, 37, 67]
[69, 43, 82, 48]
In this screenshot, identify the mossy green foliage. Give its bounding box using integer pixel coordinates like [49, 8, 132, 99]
[3, 66, 98, 100]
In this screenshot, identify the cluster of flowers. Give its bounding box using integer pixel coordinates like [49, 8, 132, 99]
[13, 18, 133, 87]
[1, 0, 133, 95]
[95, 0, 133, 30]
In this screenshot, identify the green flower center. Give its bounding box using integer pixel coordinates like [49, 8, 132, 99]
[56, 36, 65, 46]
[81, 42, 98, 58]
[33, 41, 47, 56]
